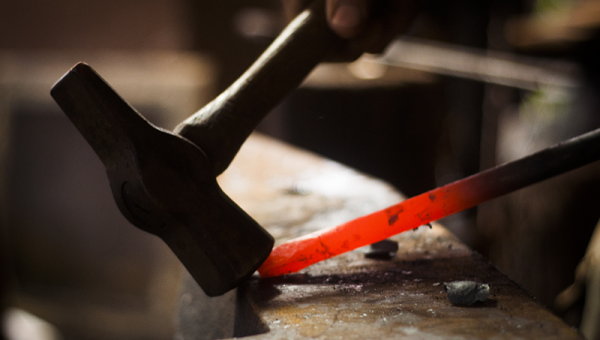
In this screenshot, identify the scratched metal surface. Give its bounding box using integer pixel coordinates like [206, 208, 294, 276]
[177, 133, 581, 339]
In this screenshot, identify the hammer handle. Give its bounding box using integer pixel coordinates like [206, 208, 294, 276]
[174, 0, 343, 175]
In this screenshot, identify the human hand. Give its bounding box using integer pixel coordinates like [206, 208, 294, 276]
[284, 0, 417, 57]
[326, 0, 372, 39]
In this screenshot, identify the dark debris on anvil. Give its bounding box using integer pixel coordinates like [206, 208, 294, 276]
[364, 239, 399, 260]
[444, 281, 490, 305]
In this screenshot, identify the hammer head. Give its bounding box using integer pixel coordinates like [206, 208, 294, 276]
[51, 63, 274, 296]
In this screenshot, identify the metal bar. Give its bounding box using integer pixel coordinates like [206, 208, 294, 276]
[260, 126, 600, 277]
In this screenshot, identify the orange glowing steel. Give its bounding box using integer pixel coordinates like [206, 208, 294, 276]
[258, 127, 600, 278]
[258, 178, 478, 277]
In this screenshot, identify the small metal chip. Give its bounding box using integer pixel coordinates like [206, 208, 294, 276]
[444, 281, 490, 305]
[364, 239, 399, 260]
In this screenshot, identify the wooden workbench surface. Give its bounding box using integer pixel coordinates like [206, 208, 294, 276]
[176, 134, 581, 339]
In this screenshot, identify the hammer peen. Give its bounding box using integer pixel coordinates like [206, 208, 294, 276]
[51, 0, 344, 296]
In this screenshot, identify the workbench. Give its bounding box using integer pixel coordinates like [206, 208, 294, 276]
[176, 134, 581, 339]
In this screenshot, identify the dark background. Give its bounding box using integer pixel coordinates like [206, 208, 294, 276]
[2, 0, 600, 338]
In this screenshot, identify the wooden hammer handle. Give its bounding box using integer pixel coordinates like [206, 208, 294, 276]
[174, 0, 343, 175]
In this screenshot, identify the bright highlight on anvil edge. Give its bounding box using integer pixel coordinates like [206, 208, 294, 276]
[258, 126, 600, 277]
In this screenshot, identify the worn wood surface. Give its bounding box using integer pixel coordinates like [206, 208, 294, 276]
[177, 133, 581, 339]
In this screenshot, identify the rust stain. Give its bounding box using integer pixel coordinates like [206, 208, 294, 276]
[269, 304, 336, 337]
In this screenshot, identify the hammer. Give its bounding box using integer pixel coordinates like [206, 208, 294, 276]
[51, 0, 344, 296]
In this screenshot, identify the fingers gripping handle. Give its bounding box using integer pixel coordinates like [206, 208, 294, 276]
[174, 0, 343, 175]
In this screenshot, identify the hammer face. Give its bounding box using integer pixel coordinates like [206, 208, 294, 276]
[51, 63, 274, 296]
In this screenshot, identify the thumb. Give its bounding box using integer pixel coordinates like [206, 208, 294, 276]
[326, 0, 371, 39]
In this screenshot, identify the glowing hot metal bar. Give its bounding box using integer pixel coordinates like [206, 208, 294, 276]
[259, 127, 600, 277]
